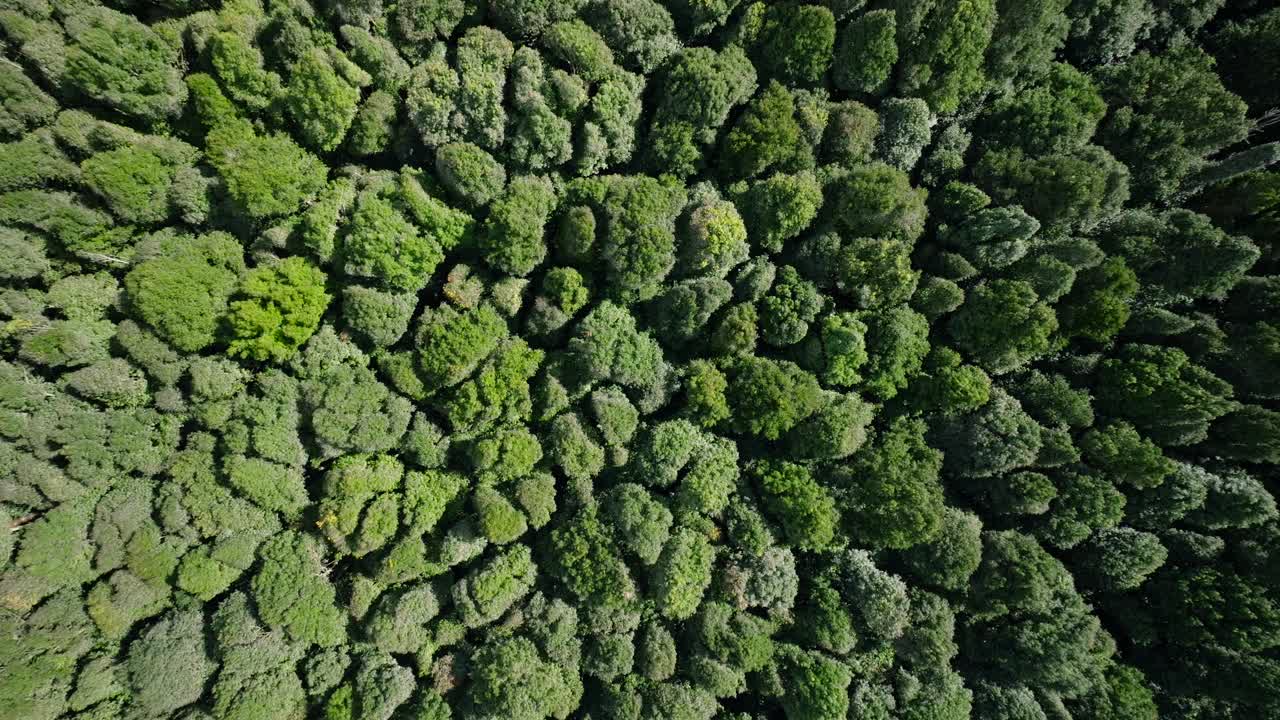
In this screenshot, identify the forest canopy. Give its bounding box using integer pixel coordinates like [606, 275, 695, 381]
[2, 0, 1280, 719]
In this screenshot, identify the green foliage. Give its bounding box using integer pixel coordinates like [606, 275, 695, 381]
[82, 147, 181, 225]
[978, 63, 1105, 155]
[827, 162, 928, 244]
[481, 175, 557, 277]
[4, 5, 1277, 719]
[1055, 256, 1138, 344]
[126, 609, 215, 716]
[1080, 422, 1173, 489]
[64, 6, 187, 123]
[343, 192, 444, 292]
[724, 355, 821, 439]
[203, 115, 328, 220]
[124, 232, 245, 352]
[652, 526, 716, 619]
[1096, 47, 1249, 202]
[1099, 209, 1259, 303]
[1094, 343, 1235, 446]
[252, 531, 348, 646]
[932, 388, 1043, 478]
[454, 543, 537, 627]
[949, 280, 1058, 375]
[834, 10, 897, 94]
[753, 459, 838, 551]
[896, 0, 997, 113]
[836, 416, 944, 550]
[857, 304, 931, 400]
[225, 258, 331, 363]
[721, 81, 807, 180]
[466, 636, 581, 720]
[285, 48, 365, 152]
[735, 171, 823, 253]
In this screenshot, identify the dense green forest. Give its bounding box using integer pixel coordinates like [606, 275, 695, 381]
[2, 0, 1279, 718]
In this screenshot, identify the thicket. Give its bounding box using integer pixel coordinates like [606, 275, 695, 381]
[2, 0, 1280, 719]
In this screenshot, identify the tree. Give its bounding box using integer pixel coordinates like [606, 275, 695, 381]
[822, 101, 880, 165]
[785, 390, 874, 460]
[343, 192, 444, 292]
[1093, 344, 1235, 446]
[284, 48, 365, 151]
[225, 258, 331, 363]
[877, 97, 932, 171]
[1184, 465, 1278, 531]
[1080, 422, 1173, 489]
[416, 302, 508, 392]
[567, 300, 668, 395]
[547, 507, 635, 605]
[942, 205, 1041, 273]
[481, 175, 557, 277]
[435, 141, 506, 209]
[567, 175, 686, 302]
[776, 644, 852, 720]
[453, 544, 538, 627]
[210, 592, 307, 720]
[724, 356, 822, 440]
[251, 531, 348, 646]
[1064, 0, 1156, 65]
[743, 3, 836, 86]
[834, 416, 945, 550]
[1072, 527, 1167, 592]
[949, 280, 1057, 375]
[317, 454, 403, 557]
[602, 483, 672, 565]
[897, 507, 983, 592]
[199, 103, 328, 218]
[1008, 371, 1093, 429]
[1143, 566, 1280, 653]
[489, 0, 589, 40]
[585, 0, 680, 73]
[341, 286, 416, 347]
[1098, 209, 1259, 303]
[677, 199, 750, 279]
[825, 237, 920, 309]
[833, 10, 897, 94]
[978, 63, 1105, 155]
[81, 146, 184, 226]
[895, 0, 997, 113]
[124, 232, 244, 352]
[646, 278, 733, 345]
[1034, 469, 1125, 549]
[1096, 47, 1249, 202]
[752, 459, 838, 551]
[1206, 405, 1280, 465]
[826, 162, 928, 244]
[0, 59, 56, 139]
[932, 387, 1043, 478]
[651, 526, 716, 619]
[126, 609, 215, 717]
[974, 145, 1130, 235]
[63, 6, 186, 124]
[1055, 256, 1138, 344]
[646, 46, 756, 176]
[1211, 7, 1280, 112]
[720, 81, 807, 180]
[986, 0, 1070, 87]
[857, 304, 931, 401]
[466, 636, 582, 720]
[759, 265, 823, 347]
[734, 171, 824, 253]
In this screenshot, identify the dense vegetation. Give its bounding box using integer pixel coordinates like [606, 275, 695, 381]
[2, 0, 1279, 718]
